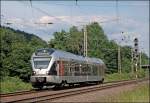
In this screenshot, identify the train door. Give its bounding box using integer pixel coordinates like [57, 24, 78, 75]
[49, 61, 57, 75]
[59, 60, 64, 76]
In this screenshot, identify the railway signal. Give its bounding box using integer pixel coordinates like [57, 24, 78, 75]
[132, 37, 139, 78]
[133, 38, 139, 62]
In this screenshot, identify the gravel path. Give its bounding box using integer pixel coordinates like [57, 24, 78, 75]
[49, 80, 149, 102]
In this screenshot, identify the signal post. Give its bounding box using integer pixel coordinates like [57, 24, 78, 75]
[132, 38, 139, 78]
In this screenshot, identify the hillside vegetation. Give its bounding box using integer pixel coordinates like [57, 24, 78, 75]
[0, 26, 47, 81]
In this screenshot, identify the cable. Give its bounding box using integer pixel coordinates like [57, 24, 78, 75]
[76, 4, 118, 24]
[47, 3, 147, 7]
[30, 0, 35, 23]
[76, 0, 78, 6]
[116, 0, 119, 23]
[18, 1, 66, 24]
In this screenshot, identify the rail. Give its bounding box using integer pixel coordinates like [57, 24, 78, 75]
[0, 78, 149, 103]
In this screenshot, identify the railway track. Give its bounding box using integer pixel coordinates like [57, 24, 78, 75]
[0, 90, 36, 97]
[0, 78, 149, 103]
[0, 79, 131, 97]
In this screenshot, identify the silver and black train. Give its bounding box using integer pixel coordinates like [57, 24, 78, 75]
[30, 48, 106, 88]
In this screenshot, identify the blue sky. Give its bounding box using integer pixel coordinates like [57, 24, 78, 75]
[1, 1, 149, 56]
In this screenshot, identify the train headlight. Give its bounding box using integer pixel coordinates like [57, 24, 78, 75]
[32, 71, 36, 75]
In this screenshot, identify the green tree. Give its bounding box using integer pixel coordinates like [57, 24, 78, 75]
[48, 22, 149, 74]
[0, 26, 47, 81]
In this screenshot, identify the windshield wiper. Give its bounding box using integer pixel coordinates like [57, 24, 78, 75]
[39, 67, 43, 70]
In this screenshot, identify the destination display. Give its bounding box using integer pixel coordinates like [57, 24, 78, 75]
[35, 49, 50, 56]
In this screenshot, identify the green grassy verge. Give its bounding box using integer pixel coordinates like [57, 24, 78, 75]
[98, 83, 149, 102]
[105, 72, 133, 82]
[105, 69, 148, 82]
[0, 76, 33, 93]
[0, 69, 148, 93]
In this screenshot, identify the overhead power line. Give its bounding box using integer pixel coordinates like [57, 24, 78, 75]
[18, 1, 66, 24]
[116, 0, 119, 23]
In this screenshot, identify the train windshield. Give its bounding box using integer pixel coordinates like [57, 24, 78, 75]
[33, 57, 51, 69]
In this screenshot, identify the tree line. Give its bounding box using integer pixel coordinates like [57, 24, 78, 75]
[0, 23, 148, 81]
[49, 22, 148, 73]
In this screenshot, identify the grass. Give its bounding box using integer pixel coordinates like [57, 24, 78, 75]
[0, 70, 148, 93]
[0, 76, 33, 93]
[98, 83, 149, 102]
[105, 69, 148, 82]
[105, 72, 133, 82]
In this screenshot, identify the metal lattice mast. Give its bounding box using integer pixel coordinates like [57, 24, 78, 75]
[85, 26, 87, 57]
[118, 45, 121, 74]
[139, 51, 142, 70]
[131, 48, 134, 74]
[84, 25, 87, 57]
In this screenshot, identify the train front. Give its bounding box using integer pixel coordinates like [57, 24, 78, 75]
[30, 48, 56, 89]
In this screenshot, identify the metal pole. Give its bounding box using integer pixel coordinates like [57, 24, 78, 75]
[140, 51, 141, 70]
[84, 25, 86, 57]
[135, 62, 138, 78]
[118, 46, 121, 74]
[85, 26, 87, 57]
[135, 53, 139, 79]
[83, 25, 87, 57]
[131, 48, 134, 74]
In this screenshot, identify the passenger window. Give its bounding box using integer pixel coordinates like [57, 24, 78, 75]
[93, 64, 98, 75]
[64, 61, 69, 76]
[75, 64, 80, 76]
[81, 64, 87, 76]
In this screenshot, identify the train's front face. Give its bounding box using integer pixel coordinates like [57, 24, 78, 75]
[30, 48, 55, 88]
[32, 57, 51, 75]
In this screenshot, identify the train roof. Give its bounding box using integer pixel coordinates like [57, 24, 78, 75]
[34, 48, 104, 64]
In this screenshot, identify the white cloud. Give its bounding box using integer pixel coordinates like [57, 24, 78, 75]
[36, 15, 118, 25]
[39, 16, 56, 23]
[2, 15, 118, 28]
[2, 15, 149, 56]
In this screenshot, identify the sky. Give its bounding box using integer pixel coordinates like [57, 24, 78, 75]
[1, 0, 149, 56]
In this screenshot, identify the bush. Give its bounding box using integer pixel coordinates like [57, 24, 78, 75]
[105, 73, 132, 82]
[137, 69, 147, 78]
[105, 70, 147, 82]
[0, 76, 33, 93]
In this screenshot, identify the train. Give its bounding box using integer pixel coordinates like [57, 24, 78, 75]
[30, 48, 106, 89]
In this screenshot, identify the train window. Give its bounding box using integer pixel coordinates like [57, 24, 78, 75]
[92, 64, 98, 75]
[33, 57, 51, 69]
[49, 62, 57, 75]
[76, 64, 81, 76]
[101, 65, 105, 76]
[75, 65, 79, 72]
[70, 63, 75, 76]
[81, 64, 87, 76]
[64, 61, 69, 76]
[97, 65, 100, 75]
[64, 68, 68, 76]
[35, 48, 54, 56]
[87, 64, 91, 76]
[99, 64, 104, 76]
